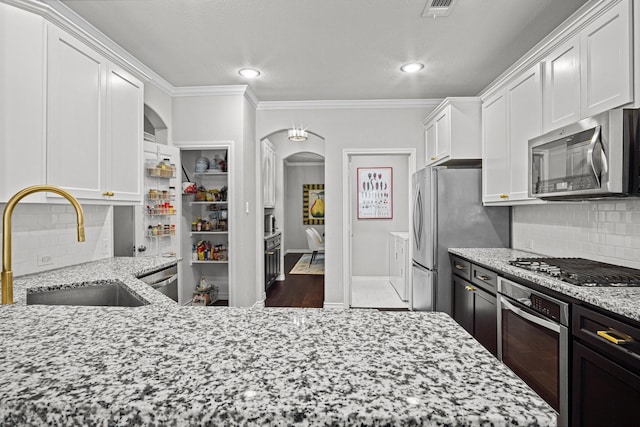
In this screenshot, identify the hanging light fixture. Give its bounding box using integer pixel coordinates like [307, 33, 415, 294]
[288, 127, 308, 142]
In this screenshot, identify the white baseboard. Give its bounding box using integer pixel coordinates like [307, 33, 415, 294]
[323, 302, 346, 309]
[251, 300, 265, 309]
[276, 273, 285, 281]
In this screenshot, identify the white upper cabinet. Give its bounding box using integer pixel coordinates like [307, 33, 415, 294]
[482, 92, 509, 204]
[47, 25, 107, 200]
[507, 64, 543, 202]
[106, 65, 144, 202]
[580, 0, 632, 117]
[262, 139, 276, 208]
[543, 0, 632, 132]
[0, 3, 47, 202]
[543, 35, 581, 131]
[46, 25, 144, 203]
[424, 97, 481, 167]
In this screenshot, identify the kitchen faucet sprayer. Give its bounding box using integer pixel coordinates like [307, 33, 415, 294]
[2, 185, 85, 304]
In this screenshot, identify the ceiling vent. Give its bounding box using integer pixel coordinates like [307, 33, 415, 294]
[422, 0, 459, 18]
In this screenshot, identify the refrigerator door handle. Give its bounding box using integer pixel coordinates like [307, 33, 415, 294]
[413, 188, 423, 251]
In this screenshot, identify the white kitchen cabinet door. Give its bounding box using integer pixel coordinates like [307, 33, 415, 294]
[47, 25, 107, 200]
[506, 64, 543, 202]
[425, 122, 437, 164]
[543, 35, 581, 132]
[262, 139, 276, 208]
[434, 108, 451, 161]
[580, 0, 632, 117]
[482, 91, 509, 204]
[424, 98, 481, 166]
[106, 64, 143, 202]
[0, 3, 47, 202]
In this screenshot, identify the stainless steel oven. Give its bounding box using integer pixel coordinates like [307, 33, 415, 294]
[497, 277, 569, 426]
[138, 263, 178, 302]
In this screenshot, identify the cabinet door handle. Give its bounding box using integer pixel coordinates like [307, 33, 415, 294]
[476, 275, 491, 281]
[454, 264, 466, 270]
[499, 193, 509, 199]
[267, 251, 275, 255]
[464, 285, 476, 292]
[430, 156, 437, 160]
[103, 191, 110, 196]
[597, 330, 629, 345]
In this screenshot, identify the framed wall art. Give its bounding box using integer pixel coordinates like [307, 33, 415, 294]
[303, 184, 324, 224]
[357, 167, 392, 219]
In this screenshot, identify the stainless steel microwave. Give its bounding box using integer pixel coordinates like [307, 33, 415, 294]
[528, 108, 640, 200]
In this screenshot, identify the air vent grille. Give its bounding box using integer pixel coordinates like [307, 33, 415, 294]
[422, 0, 458, 17]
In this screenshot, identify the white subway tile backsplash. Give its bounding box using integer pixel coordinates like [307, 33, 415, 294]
[0, 203, 113, 276]
[513, 199, 640, 269]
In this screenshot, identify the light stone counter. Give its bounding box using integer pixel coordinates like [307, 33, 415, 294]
[0, 305, 556, 426]
[449, 248, 640, 323]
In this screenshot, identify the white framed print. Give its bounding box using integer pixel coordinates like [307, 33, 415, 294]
[357, 167, 392, 219]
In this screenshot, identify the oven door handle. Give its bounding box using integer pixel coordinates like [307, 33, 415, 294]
[500, 296, 561, 333]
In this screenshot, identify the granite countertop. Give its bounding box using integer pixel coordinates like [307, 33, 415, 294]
[449, 248, 640, 323]
[11, 256, 180, 306]
[0, 306, 556, 426]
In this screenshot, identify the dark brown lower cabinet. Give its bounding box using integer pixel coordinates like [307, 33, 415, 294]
[572, 341, 640, 427]
[453, 276, 497, 357]
[572, 304, 640, 427]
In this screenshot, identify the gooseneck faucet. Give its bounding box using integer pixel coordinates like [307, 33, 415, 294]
[2, 185, 85, 304]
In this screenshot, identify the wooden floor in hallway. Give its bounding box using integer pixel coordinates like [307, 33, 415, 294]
[265, 253, 324, 308]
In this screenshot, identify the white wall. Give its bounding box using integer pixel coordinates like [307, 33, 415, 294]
[257, 106, 431, 307]
[512, 200, 640, 269]
[284, 163, 325, 252]
[172, 93, 259, 307]
[0, 203, 113, 277]
[350, 154, 410, 277]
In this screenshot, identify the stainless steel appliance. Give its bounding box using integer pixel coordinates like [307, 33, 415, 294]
[497, 277, 569, 426]
[265, 214, 276, 234]
[528, 108, 640, 200]
[264, 233, 281, 292]
[410, 166, 510, 312]
[509, 257, 640, 287]
[138, 263, 178, 302]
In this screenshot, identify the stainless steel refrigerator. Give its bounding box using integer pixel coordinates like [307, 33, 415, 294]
[411, 166, 510, 313]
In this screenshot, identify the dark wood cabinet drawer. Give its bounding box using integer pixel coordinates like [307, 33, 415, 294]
[471, 264, 497, 294]
[450, 255, 471, 281]
[573, 304, 640, 374]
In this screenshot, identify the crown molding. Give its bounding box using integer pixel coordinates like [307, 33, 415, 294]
[257, 99, 443, 110]
[478, 0, 617, 98]
[172, 85, 259, 109]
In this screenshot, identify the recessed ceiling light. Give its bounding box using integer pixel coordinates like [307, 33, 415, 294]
[400, 63, 425, 73]
[238, 68, 261, 78]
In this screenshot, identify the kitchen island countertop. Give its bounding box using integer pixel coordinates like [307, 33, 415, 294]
[0, 304, 556, 426]
[449, 248, 640, 323]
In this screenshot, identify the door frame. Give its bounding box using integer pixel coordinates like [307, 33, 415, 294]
[342, 148, 417, 308]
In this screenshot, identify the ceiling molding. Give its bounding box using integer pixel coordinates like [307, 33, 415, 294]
[478, 0, 613, 99]
[257, 99, 443, 110]
[18, 0, 152, 83]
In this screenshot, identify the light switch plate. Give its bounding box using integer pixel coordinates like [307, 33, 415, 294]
[37, 251, 53, 266]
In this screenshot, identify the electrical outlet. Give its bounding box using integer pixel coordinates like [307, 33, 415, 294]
[102, 238, 111, 255]
[38, 254, 53, 266]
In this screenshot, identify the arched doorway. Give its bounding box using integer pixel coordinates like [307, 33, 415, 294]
[258, 130, 325, 307]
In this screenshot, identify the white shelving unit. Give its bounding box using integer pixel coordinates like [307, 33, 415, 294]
[180, 147, 231, 305]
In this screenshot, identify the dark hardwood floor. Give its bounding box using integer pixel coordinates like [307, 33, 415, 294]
[265, 253, 324, 308]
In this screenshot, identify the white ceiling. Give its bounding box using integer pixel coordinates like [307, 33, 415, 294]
[58, 0, 588, 102]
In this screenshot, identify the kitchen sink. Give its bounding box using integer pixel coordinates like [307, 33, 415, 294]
[26, 281, 146, 307]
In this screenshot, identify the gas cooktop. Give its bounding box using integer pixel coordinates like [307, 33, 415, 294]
[508, 257, 640, 287]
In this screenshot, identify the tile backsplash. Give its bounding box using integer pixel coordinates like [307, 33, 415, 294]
[0, 203, 113, 277]
[512, 199, 640, 269]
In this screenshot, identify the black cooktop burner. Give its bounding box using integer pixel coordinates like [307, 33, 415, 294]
[508, 257, 640, 287]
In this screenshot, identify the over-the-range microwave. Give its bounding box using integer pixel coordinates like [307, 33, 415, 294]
[528, 108, 640, 200]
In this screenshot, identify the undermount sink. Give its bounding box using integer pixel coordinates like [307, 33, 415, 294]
[27, 281, 146, 307]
